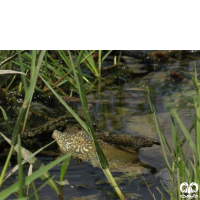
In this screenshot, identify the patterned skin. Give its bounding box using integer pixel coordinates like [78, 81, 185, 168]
[52, 130, 139, 164]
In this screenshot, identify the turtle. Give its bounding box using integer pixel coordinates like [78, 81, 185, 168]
[52, 130, 158, 172]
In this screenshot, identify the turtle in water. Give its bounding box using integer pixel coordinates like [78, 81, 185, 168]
[52, 130, 158, 172]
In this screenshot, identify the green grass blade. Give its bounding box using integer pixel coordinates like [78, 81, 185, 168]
[23, 50, 36, 131]
[17, 50, 27, 92]
[117, 51, 122, 63]
[102, 50, 112, 62]
[44, 51, 48, 78]
[57, 50, 71, 67]
[192, 67, 199, 92]
[12, 50, 45, 144]
[0, 146, 14, 187]
[153, 112, 172, 173]
[3, 139, 56, 183]
[30, 50, 36, 81]
[0, 132, 60, 195]
[18, 135, 24, 198]
[29, 176, 56, 200]
[69, 51, 108, 168]
[83, 50, 100, 77]
[6, 73, 16, 91]
[0, 106, 11, 135]
[170, 109, 195, 151]
[193, 67, 200, 176]
[39, 75, 88, 131]
[60, 156, 71, 182]
[68, 51, 125, 199]
[31, 181, 40, 200]
[146, 86, 172, 172]
[170, 114, 179, 161]
[0, 51, 46, 187]
[0, 50, 26, 67]
[98, 50, 102, 75]
[0, 152, 71, 200]
[80, 50, 95, 63]
[180, 120, 195, 147]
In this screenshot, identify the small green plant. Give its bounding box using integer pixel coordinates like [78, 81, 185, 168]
[0, 51, 72, 199]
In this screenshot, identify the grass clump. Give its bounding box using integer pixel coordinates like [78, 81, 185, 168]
[147, 68, 200, 200]
[0, 50, 126, 200]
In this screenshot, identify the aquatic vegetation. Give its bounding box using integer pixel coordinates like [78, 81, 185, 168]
[0, 50, 126, 200]
[147, 68, 200, 200]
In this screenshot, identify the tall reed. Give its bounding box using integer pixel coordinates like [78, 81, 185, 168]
[147, 68, 200, 199]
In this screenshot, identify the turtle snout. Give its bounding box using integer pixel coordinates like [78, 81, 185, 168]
[52, 130, 58, 140]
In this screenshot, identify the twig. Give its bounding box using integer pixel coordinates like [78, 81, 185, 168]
[0, 50, 28, 67]
[156, 187, 167, 200]
[43, 69, 73, 92]
[141, 175, 157, 200]
[102, 62, 128, 71]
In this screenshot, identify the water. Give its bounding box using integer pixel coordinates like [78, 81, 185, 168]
[1, 50, 200, 199]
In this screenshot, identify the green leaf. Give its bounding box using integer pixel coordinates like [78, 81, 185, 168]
[170, 109, 195, 151]
[60, 155, 71, 182]
[0, 106, 11, 135]
[0, 132, 60, 195]
[17, 135, 24, 198]
[0, 152, 71, 200]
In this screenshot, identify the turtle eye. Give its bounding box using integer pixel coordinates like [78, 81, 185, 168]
[78, 140, 81, 144]
[76, 138, 84, 145]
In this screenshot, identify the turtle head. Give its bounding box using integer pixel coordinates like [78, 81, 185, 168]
[52, 130, 95, 159]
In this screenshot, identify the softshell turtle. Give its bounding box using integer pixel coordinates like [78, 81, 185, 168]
[52, 130, 158, 172]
